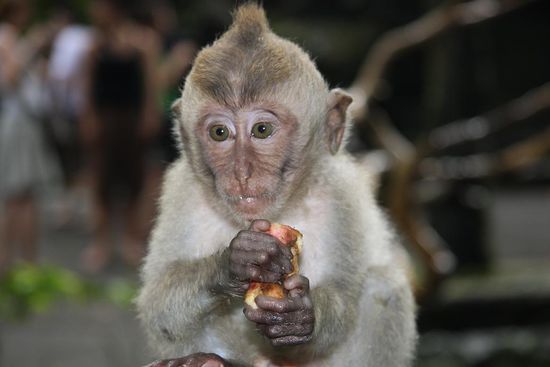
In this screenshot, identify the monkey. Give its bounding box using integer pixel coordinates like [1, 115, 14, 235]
[136, 3, 417, 367]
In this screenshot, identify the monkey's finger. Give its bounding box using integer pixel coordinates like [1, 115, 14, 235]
[244, 307, 284, 325]
[270, 334, 313, 347]
[249, 265, 284, 283]
[231, 263, 277, 282]
[248, 219, 271, 232]
[275, 243, 292, 261]
[147, 353, 225, 367]
[270, 253, 293, 275]
[254, 234, 292, 260]
[229, 249, 260, 265]
[254, 295, 302, 313]
[230, 249, 291, 273]
[248, 248, 293, 274]
[230, 254, 286, 282]
[284, 274, 310, 293]
[230, 249, 268, 267]
[258, 256, 291, 277]
[259, 234, 290, 259]
[231, 231, 286, 255]
[265, 322, 314, 338]
[229, 263, 257, 281]
[238, 231, 292, 259]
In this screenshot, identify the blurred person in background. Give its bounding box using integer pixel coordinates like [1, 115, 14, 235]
[47, 3, 93, 227]
[79, 0, 161, 273]
[0, 0, 62, 270]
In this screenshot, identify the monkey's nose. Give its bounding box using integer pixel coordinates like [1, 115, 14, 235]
[234, 162, 252, 190]
[233, 142, 252, 189]
[237, 175, 249, 189]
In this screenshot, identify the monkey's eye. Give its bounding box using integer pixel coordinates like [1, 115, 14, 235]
[209, 125, 230, 141]
[251, 122, 274, 139]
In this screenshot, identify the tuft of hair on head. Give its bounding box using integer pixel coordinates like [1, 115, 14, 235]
[228, 2, 271, 46]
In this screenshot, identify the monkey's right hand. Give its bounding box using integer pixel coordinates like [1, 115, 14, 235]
[223, 220, 293, 297]
[144, 353, 229, 367]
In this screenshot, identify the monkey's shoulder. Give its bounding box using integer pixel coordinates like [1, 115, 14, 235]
[321, 155, 378, 196]
[160, 159, 197, 200]
[149, 159, 238, 257]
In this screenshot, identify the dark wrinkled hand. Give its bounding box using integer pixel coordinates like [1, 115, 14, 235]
[244, 274, 315, 346]
[144, 353, 228, 367]
[226, 219, 293, 295]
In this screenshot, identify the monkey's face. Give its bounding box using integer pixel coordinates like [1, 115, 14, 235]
[176, 3, 352, 223]
[195, 103, 300, 221]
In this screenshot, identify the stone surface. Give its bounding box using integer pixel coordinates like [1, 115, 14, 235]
[0, 193, 153, 367]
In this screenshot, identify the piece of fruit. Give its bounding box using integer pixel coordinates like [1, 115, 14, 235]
[244, 223, 302, 309]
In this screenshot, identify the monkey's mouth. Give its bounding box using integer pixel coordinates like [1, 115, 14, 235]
[238, 195, 257, 203]
[226, 193, 274, 215]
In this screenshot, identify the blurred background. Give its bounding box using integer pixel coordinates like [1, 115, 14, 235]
[0, 0, 549, 366]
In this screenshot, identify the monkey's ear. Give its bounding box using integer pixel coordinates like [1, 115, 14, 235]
[171, 98, 189, 145]
[326, 88, 353, 155]
[171, 98, 182, 116]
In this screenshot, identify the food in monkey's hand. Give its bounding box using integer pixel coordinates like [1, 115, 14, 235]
[244, 223, 303, 309]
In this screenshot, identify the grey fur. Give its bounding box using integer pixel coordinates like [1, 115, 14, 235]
[137, 3, 416, 366]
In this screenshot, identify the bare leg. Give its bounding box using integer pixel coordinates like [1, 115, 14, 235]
[16, 194, 38, 262]
[0, 200, 16, 270]
[81, 192, 112, 273]
[1, 193, 38, 266]
[121, 165, 161, 267]
[120, 197, 146, 268]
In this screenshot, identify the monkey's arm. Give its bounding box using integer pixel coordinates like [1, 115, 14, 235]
[357, 266, 417, 367]
[309, 279, 362, 353]
[137, 248, 235, 351]
[296, 269, 415, 365]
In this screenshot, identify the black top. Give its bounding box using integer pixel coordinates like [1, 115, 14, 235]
[91, 46, 145, 110]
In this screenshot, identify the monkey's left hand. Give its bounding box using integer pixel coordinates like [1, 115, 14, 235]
[244, 274, 315, 347]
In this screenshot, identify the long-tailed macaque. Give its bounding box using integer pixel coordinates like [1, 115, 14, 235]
[137, 4, 416, 366]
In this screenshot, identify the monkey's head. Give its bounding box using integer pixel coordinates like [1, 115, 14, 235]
[173, 3, 352, 224]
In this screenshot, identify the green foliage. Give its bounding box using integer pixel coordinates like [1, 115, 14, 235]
[104, 278, 138, 308]
[0, 263, 137, 320]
